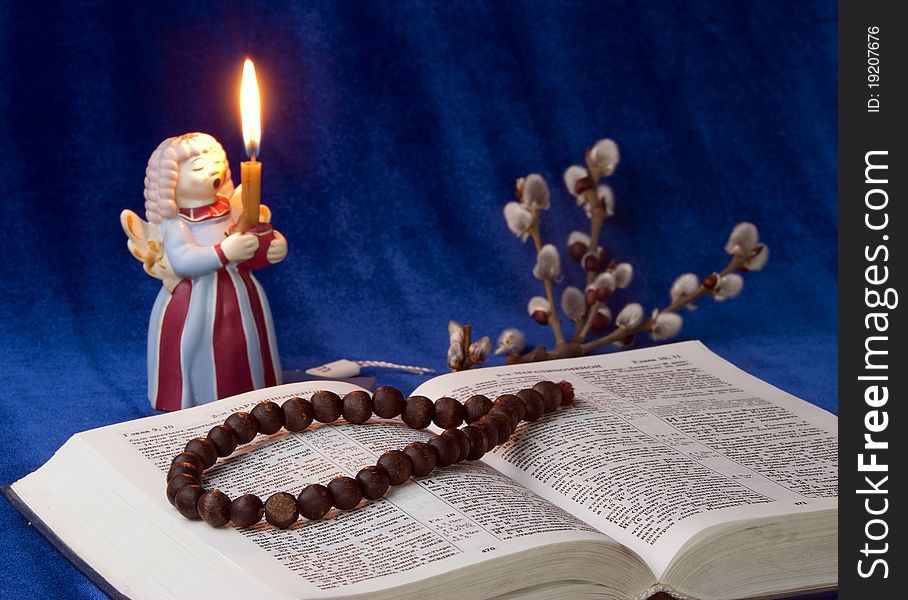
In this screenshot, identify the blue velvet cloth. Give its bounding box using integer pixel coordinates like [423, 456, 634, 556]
[0, 1, 836, 598]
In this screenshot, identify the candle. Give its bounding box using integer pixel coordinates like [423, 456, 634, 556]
[238, 58, 262, 233]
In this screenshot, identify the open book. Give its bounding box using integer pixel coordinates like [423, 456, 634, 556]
[5, 341, 837, 600]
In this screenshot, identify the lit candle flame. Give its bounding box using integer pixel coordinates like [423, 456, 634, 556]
[240, 58, 261, 159]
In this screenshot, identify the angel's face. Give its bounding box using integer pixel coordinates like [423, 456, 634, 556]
[175, 148, 228, 206]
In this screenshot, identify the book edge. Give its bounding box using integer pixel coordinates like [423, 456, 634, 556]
[2, 484, 129, 600]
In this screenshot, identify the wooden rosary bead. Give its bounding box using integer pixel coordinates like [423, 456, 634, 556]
[464, 395, 493, 424]
[489, 403, 519, 431]
[377, 450, 413, 485]
[184, 438, 217, 469]
[282, 397, 315, 431]
[401, 396, 434, 429]
[297, 484, 333, 520]
[356, 466, 391, 500]
[197, 490, 231, 527]
[484, 412, 513, 445]
[251, 401, 285, 434]
[312, 390, 343, 423]
[372, 386, 405, 419]
[516, 389, 545, 422]
[170, 451, 205, 473]
[462, 425, 487, 460]
[533, 381, 562, 413]
[428, 434, 459, 468]
[175, 485, 205, 520]
[225, 412, 259, 444]
[404, 442, 437, 476]
[265, 492, 300, 529]
[230, 493, 265, 528]
[443, 427, 471, 463]
[328, 476, 363, 510]
[559, 381, 575, 406]
[433, 397, 465, 429]
[166, 473, 199, 505]
[167, 460, 202, 484]
[207, 424, 239, 457]
[473, 419, 499, 450]
[342, 390, 374, 425]
[495, 394, 526, 423]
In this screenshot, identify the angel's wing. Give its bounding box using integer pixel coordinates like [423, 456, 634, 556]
[229, 184, 272, 225]
[120, 209, 180, 292]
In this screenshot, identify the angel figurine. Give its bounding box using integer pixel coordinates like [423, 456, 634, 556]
[121, 132, 287, 411]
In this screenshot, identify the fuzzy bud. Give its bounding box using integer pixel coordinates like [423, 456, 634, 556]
[582, 250, 601, 272]
[495, 328, 526, 356]
[520, 173, 550, 211]
[591, 306, 612, 332]
[533, 244, 561, 280]
[447, 342, 464, 370]
[567, 231, 591, 262]
[702, 273, 719, 290]
[448, 320, 464, 345]
[563, 165, 588, 197]
[724, 222, 760, 256]
[589, 138, 620, 175]
[528, 296, 550, 324]
[504, 202, 534, 242]
[743, 244, 769, 271]
[561, 287, 586, 321]
[468, 336, 492, 364]
[598, 185, 615, 217]
[616, 303, 644, 329]
[670, 273, 700, 302]
[714, 273, 744, 301]
[650, 310, 683, 341]
[612, 262, 633, 288]
[585, 286, 598, 307]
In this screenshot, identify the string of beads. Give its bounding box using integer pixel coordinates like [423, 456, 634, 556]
[166, 380, 575, 529]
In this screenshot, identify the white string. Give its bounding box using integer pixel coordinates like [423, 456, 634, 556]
[355, 360, 436, 375]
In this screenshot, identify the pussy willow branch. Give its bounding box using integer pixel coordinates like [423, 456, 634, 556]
[575, 299, 601, 341]
[507, 254, 747, 365]
[528, 216, 566, 347]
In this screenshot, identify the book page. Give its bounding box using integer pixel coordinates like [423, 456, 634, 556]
[73, 381, 611, 598]
[413, 341, 838, 579]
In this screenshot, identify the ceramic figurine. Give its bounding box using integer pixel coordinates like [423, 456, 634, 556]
[121, 133, 287, 411]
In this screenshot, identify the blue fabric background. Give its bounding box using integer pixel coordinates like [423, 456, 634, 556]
[0, 1, 836, 598]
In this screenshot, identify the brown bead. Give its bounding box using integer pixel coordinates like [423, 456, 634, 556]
[265, 492, 299, 529]
[356, 466, 390, 500]
[167, 460, 202, 484]
[473, 420, 499, 450]
[372, 386, 405, 419]
[404, 442, 437, 476]
[328, 476, 363, 510]
[175, 484, 204, 520]
[433, 397, 465, 429]
[311, 390, 343, 423]
[464, 395, 493, 423]
[490, 403, 519, 431]
[559, 381, 576, 406]
[298, 484, 334, 520]
[184, 437, 217, 469]
[516, 388, 545, 422]
[484, 412, 513, 445]
[377, 450, 413, 485]
[198, 490, 231, 527]
[402, 396, 434, 429]
[282, 397, 314, 431]
[495, 394, 526, 423]
[342, 390, 373, 424]
[230, 493, 264, 528]
[443, 428, 471, 462]
[462, 425, 487, 460]
[428, 434, 459, 467]
[170, 451, 205, 473]
[533, 381, 562, 413]
[225, 412, 259, 443]
[166, 472, 200, 505]
[207, 425, 238, 457]
[251, 401, 285, 434]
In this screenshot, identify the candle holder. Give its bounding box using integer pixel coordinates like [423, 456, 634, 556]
[120, 132, 288, 411]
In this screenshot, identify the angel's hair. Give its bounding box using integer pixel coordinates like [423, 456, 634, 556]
[143, 133, 234, 224]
